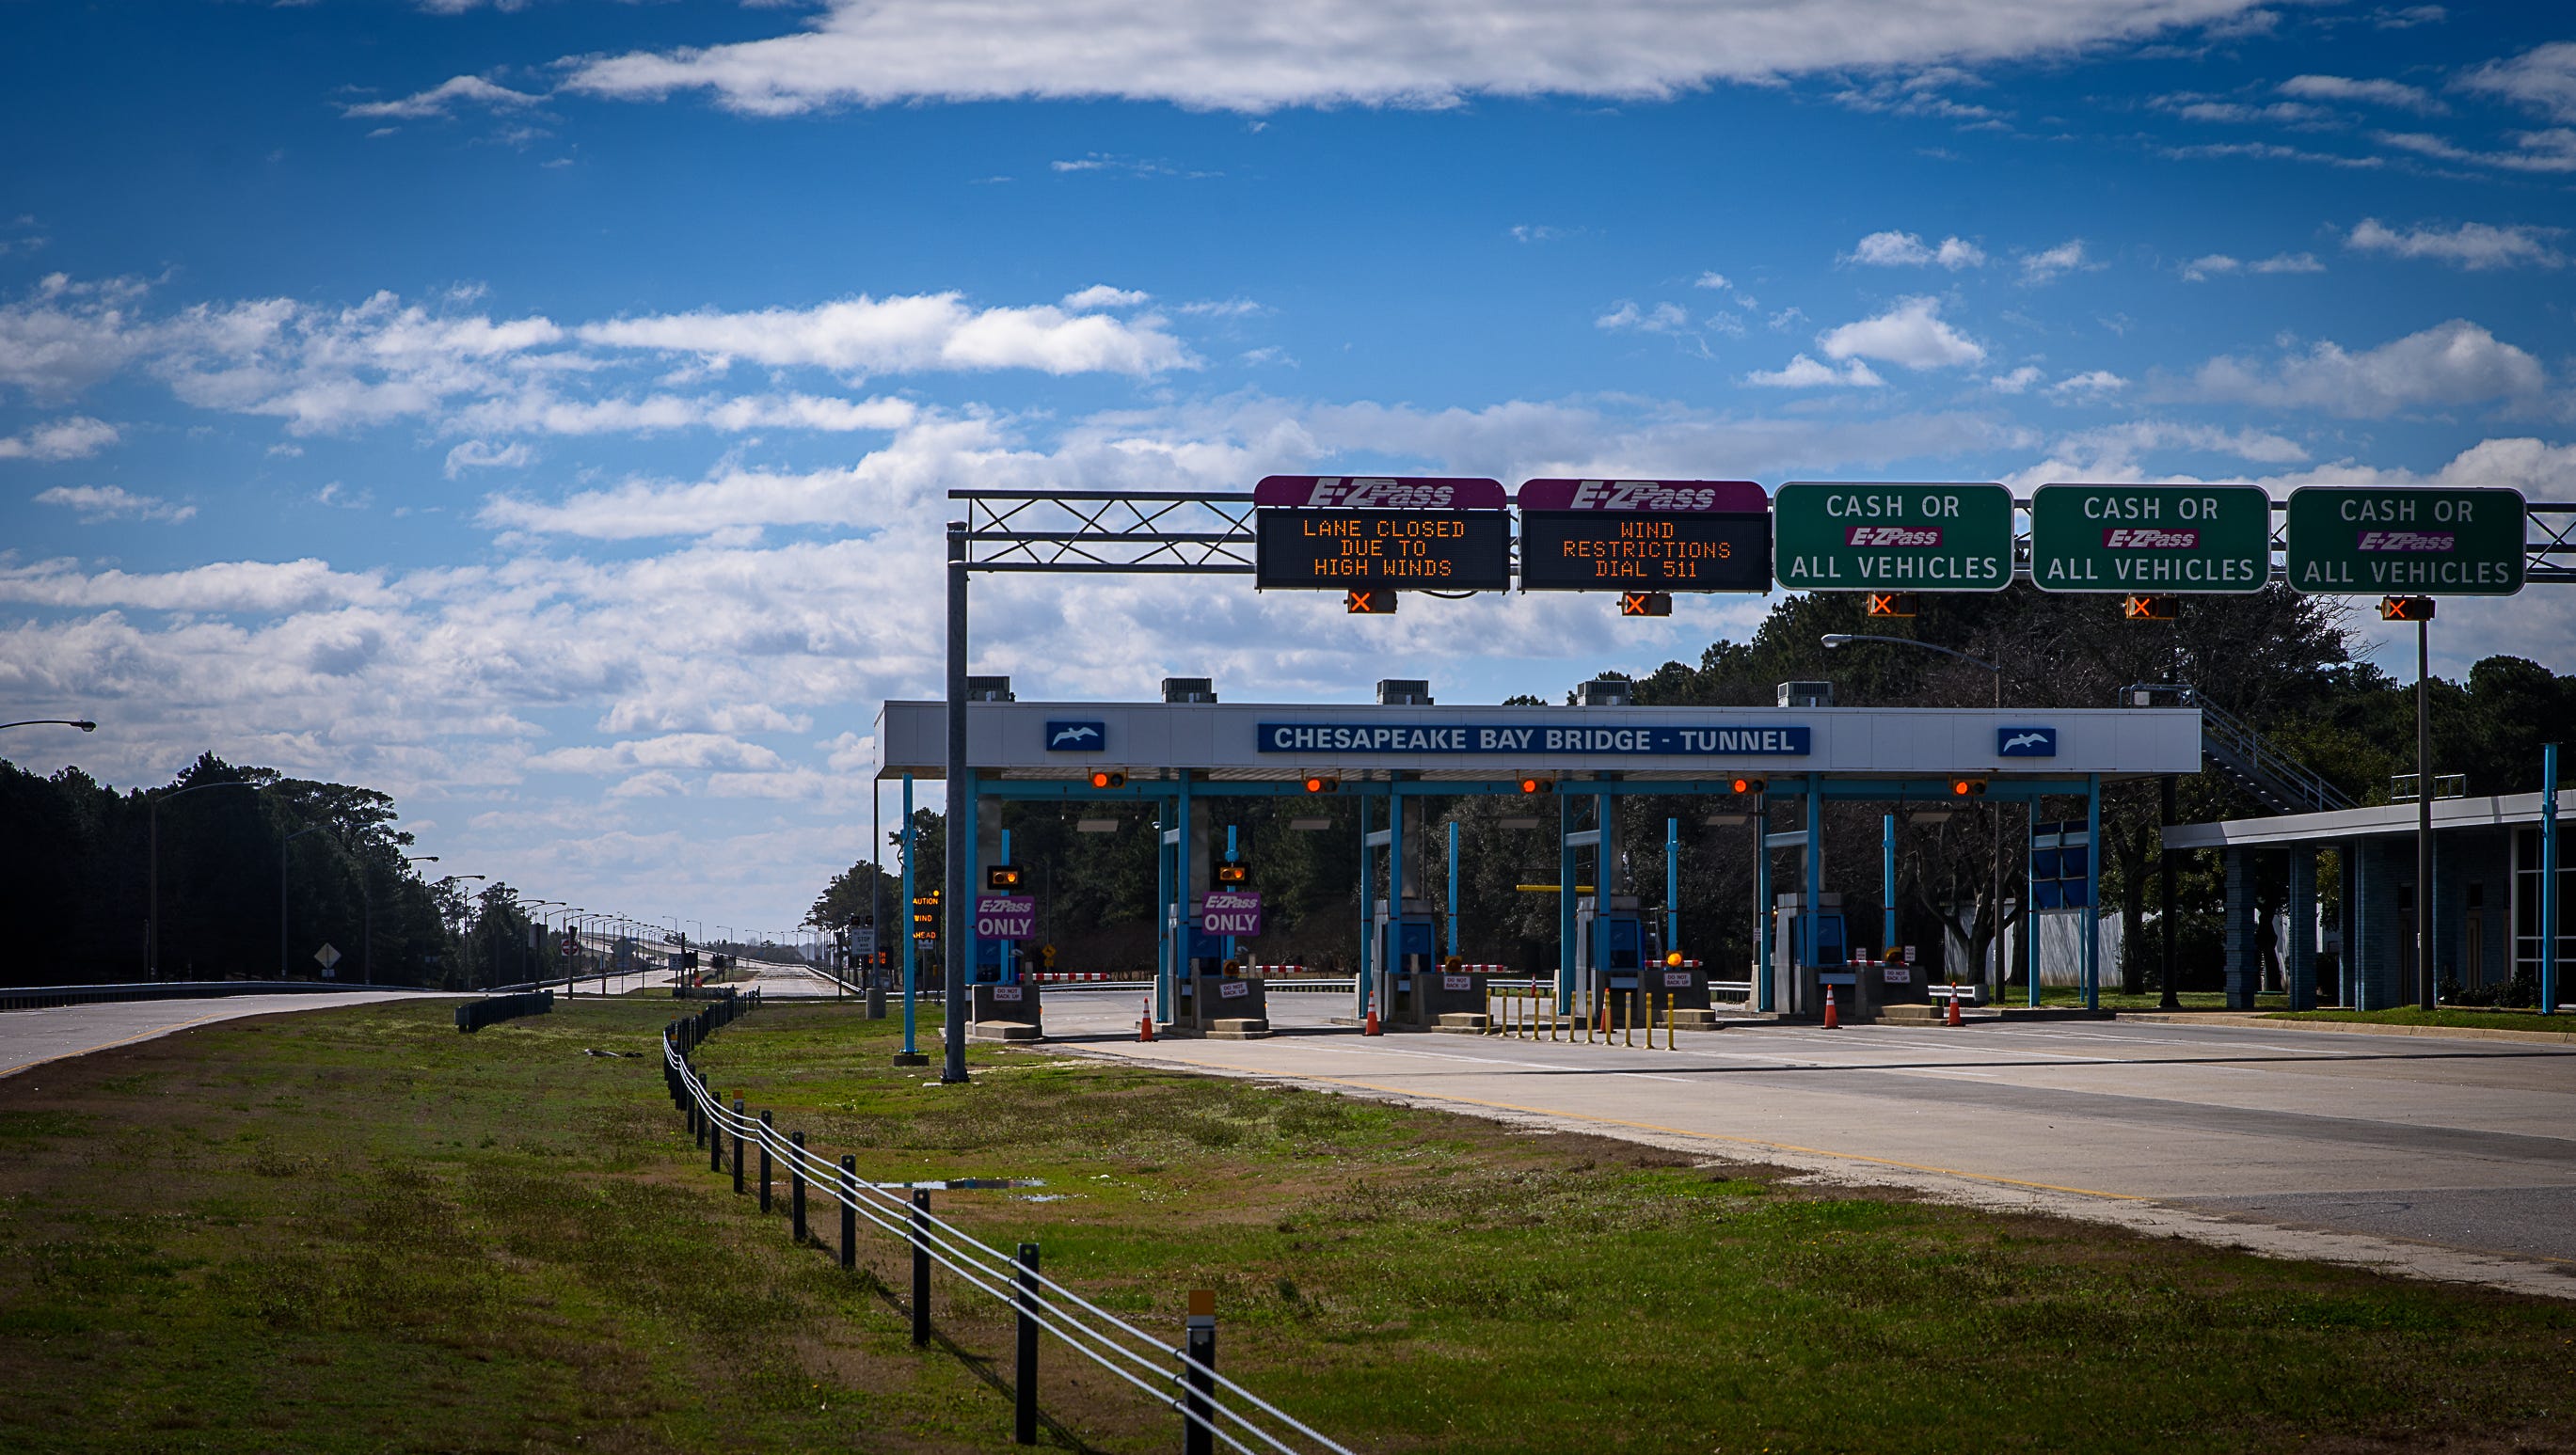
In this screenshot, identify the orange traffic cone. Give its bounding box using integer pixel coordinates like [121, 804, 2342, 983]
[1822, 985, 1840, 1030]
[1138, 998, 1155, 1042]
[1946, 979, 1964, 1027]
[1363, 1006, 1381, 1036]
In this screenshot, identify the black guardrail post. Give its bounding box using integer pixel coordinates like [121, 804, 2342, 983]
[839, 1156, 857, 1271]
[759, 1111, 774, 1212]
[1015, 1242, 1041, 1446]
[1184, 1289, 1216, 1455]
[709, 1092, 724, 1173]
[790, 1131, 807, 1243]
[910, 1189, 931, 1346]
[731, 1099, 745, 1194]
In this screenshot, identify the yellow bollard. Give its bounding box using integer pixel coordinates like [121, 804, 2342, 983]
[1625, 995, 1633, 1047]
[1667, 991, 1678, 1050]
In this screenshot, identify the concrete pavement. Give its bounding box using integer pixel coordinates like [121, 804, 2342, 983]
[0, 989, 463, 1081]
[1024, 988, 2576, 1295]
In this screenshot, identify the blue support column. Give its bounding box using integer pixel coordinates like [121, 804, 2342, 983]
[2082, 775, 2102, 1012]
[2287, 848, 2318, 1011]
[1173, 771, 1193, 1019]
[1446, 818, 1460, 960]
[1881, 814, 1897, 963]
[2027, 805, 2042, 1009]
[1804, 775, 1822, 1010]
[1755, 800, 1773, 1013]
[1223, 824, 1238, 964]
[1358, 792, 1374, 1020]
[899, 773, 918, 1056]
[2545, 742, 2561, 1015]
[1666, 816, 1681, 961]
[2350, 839, 2371, 1013]
[1154, 802, 1171, 1025]
[1558, 792, 1577, 1005]
[2223, 846, 2255, 1011]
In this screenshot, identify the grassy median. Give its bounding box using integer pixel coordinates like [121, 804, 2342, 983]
[2271, 1006, 2576, 1034]
[1, 997, 2571, 1453]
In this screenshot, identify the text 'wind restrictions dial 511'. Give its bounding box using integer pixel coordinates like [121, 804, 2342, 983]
[2030, 482, 2271, 593]
[1252, 476, 1514, 592]
[1516, 478, 1773, 591]
[1773, 482, 2013, 592]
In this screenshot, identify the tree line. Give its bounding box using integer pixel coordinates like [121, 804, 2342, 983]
[0, 751, 589, 988]
[804, 585, 2574, 989]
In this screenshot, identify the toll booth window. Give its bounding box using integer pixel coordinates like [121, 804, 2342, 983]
[1612, 948, 1639, 969]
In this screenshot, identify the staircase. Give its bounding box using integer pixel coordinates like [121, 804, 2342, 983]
[2124, 684, 2355, 816]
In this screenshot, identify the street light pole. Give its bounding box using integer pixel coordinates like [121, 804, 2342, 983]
[0, 719, 97, 733]
[146, 778, 263, 979]
[281, 825, 326, 980]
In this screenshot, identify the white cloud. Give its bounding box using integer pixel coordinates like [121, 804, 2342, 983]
[0, 415, 119, 460]
[1846, 230, 1985, 269]
[560, 0, 2276, 115]
[341, 75, 544, 120]
[1594, 300, 1692, 334]
[1693, 272, 1731, 290]
[575, 294, 1193, 377]
[2459, 41, 2576, 122]
[1743, 355, 1884, 387]
[29, 484, 195, 524]
[2345, 217, 2563, 270]
[2169, 99, 2331, 125]
[444, 439, 535, 478]
[2373, 128, 2576, 174]
[2018, 239, 2092, 284]
[2180, 251, 2323, 280]
[1061, 284, 1151, 308]
[2277, 73, 2443, 114]
[1987, 365, 2043, 394]
[527, 733, 787, 776]
[0, 557, 384, 612]
[2179, 318, 2547, 418]
[0, 276, 154, 397]
[1817, 296, 1984, 370]
[2048, 370, 2127, 397]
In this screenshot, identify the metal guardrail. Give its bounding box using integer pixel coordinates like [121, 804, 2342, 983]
[666, 998, 1353, 1455]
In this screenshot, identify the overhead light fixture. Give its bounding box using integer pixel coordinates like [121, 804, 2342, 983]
[1704, 813, 1754, 827]
[1076, 818, 1121, 833]
[1911, 810, 1954, 827]
[1498, 816, 1542, 830]
[1289, 817, 1333, 831]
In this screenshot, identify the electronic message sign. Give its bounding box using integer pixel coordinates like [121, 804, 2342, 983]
[1773, 482, 2012, 592]
[1516, 478, 1773, 591]
[1252, 475, 1512, 591]
[2285, 486, 2526, 596]
[2029, 482, 2270, 593]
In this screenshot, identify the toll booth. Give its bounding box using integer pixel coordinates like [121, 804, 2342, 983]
[1178, 973, 1271, 1038]
[1611, 959, 1714, 1027]
[1577, 894, 1646, 1012]
[1773, 893, 1875, 1020]
[1369, 900, 1439, 1025]
[967, 981, 1042, 1042]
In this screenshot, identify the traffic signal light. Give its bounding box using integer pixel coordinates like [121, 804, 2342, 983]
[1867, 592, 1918, 618]
[1620, 591, 1672, 617]
[2123, 594, 2177, 621]
[1301, 773, 1341, 794]
[1950, 777, 1988, 798]
[1344, 589, 1396, 614]
[2380, 595, 2435, 622]
[1089, 768, 1128, 790]
[985, 864, 1024, 891]
[1728, 776, 1767, 797]
[1517, 774, 1556, 795]
[1215, 862, 1248, 886]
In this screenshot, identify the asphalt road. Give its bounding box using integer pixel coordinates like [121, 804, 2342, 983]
[0, 990, 460, 1081]
[1029, 988, 2576, 1270]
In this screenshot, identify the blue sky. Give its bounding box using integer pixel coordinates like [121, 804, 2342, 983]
[5, 0, 2573, 934]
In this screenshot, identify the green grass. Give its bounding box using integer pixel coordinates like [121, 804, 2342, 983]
[5, 999, 2575, 1453]
[2271, 1006, 2576, 1034]
[1975, 988, 2289, 1011]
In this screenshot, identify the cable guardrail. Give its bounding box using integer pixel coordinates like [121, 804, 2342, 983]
[661, 995, 1353, 1455]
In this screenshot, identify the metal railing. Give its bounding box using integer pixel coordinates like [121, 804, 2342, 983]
[2124, 684, 2353, 815]
[664, 1000, 1354, 1455]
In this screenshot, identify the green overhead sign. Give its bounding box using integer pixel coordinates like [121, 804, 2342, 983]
[2029, 483, 2271, 593]
[1773, 482, 2013, 593]
[2285, 486, 2526, 596]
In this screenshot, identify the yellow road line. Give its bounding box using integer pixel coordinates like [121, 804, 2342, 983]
[1121, 1049, 2148, 1202]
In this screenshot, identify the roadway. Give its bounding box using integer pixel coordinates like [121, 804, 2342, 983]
[1027, 988, 2576, 1292]
[0, 989, 462, 1081]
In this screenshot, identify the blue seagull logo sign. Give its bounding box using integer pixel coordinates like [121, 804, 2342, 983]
[1997, 727, 2057, 757]
[1045, 720, 1106, 751]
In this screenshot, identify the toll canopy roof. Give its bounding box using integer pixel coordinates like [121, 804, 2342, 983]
[875, 701, 2201, 783]
[2163, 791, 2573, 850]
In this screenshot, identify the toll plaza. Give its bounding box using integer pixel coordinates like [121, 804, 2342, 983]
[875, 681, 2201, 1035]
